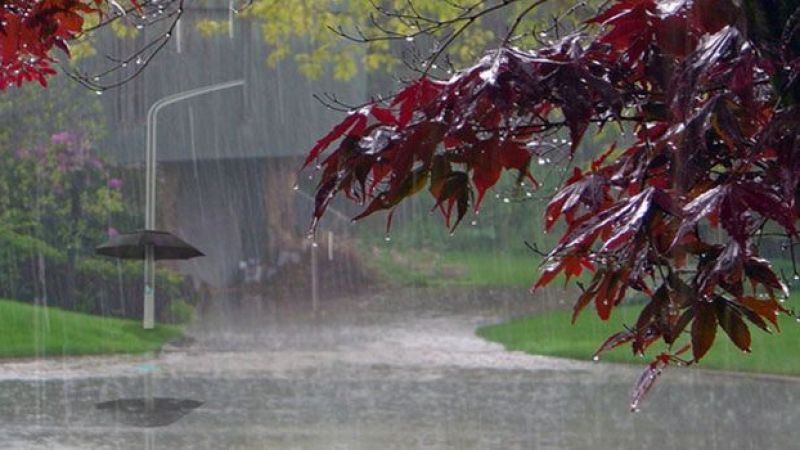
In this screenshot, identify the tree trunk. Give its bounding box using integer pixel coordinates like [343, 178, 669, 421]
[64, 173, 84, 311]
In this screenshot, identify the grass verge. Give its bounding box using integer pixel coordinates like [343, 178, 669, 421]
[367, 247, 540, 288]
[0, 299, 183, 358]
[478, 300, 800, 376]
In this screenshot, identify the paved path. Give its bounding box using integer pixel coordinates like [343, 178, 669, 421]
[1, 287, 799, 449]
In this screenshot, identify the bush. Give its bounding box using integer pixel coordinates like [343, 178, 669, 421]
[0, 228, 197, 323]
[167, 299, 195, 324]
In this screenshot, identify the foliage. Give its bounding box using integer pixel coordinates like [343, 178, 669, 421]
[0, 0, 182, 91]
[232, 1, 602, 81]
[167, 298, 194, 324]
[305, 0, 800, 408]
[0, 298, 182, 358]
[1, 0, 598, 89]
[0, 129, 123, 255]
[0, 0, 95, 88]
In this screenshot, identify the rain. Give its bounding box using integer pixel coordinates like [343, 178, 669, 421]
[1, 1, 800, 449]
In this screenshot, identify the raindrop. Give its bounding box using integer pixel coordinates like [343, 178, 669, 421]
[136, 56, 143, 65]
[95, 90, 103, 96]
[537, 157, 546, 165]
[405, 36, 414, 42]
[312, 242, 319, 248]
[384, 235, 391, 242]
[793, 274, 799, 281]
[503, 198, 510, 203]
[470, 220, 477, 226]
[592, 356, 599, 362]
[292, 184, 299, 191]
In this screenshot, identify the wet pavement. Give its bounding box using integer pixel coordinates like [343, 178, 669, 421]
[1, 287, 799, 449]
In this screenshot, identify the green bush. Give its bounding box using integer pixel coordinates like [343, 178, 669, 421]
[167, 299, 195, 324]
[0, 227, 197, 322]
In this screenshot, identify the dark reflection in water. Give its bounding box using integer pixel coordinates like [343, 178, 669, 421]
[96, 398, 203, 427]
[0, 371, 798, 449]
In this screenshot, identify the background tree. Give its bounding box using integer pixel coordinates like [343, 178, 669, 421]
[195, 1, 600, 82]
[304, 0, 800, 409]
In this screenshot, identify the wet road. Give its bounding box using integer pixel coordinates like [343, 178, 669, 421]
[1, 287, 799, 449]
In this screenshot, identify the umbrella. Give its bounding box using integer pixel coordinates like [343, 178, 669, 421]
[95, 230, 204, 260]
[95, 229, 203, 329]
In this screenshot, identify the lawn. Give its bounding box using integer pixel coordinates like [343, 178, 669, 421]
[478, 296, 800, 376]
[0, 299, 183, 358]
[368, 247, 541, 288]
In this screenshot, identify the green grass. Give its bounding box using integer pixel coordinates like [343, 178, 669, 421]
[478, 296, 800, 376]
[368, 247, 541, 288]
[0, 299, 183, 358]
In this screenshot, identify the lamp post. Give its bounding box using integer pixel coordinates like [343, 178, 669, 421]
[143, 79, 245, 329]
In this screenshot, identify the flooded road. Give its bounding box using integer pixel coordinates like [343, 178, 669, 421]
[1, 287, 799, 449]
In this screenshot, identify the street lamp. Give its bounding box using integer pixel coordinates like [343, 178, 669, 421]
[143, 79, 245, 329]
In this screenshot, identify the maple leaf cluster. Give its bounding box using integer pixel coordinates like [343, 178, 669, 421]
[0, 0, 152, 89]
[0, 0, 101, 88]
[306, 0, 800, 408]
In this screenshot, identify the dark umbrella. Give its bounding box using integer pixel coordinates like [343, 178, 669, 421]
[95, 230, 204, 260]
[96, 229, 203, 329]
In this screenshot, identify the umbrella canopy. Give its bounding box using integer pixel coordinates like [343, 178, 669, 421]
[95, 230, 204, 261]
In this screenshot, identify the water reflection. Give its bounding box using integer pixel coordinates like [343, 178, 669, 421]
[0, 288, 797, 449]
